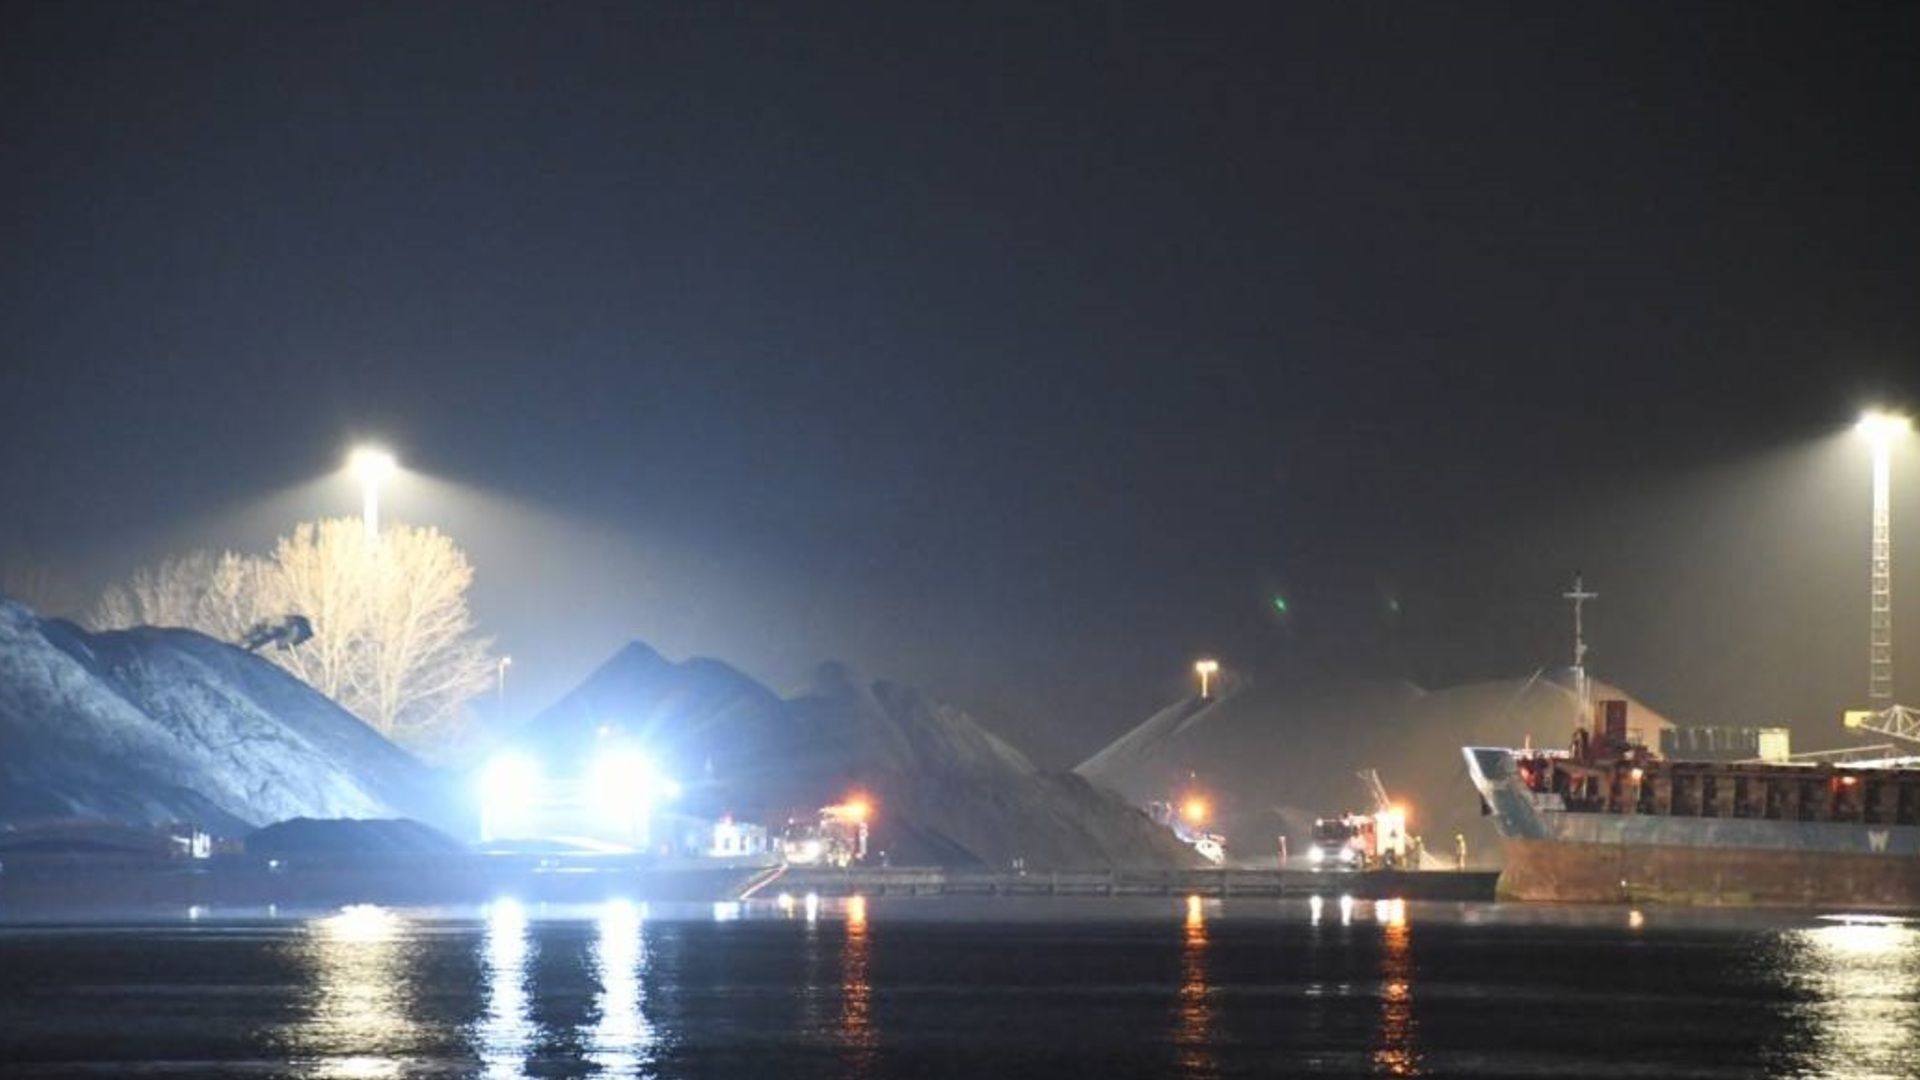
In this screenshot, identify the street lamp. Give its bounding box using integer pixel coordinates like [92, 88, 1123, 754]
[349, 447, 397, 541]
[497, 655, 512, 702]
[1193, 658, 1220, 699]
[1858, 411, 1911, 702]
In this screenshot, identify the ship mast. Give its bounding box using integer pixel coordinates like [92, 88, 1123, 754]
[1564, 572, 1598, 711]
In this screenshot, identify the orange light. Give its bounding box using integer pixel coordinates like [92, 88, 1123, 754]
[1181, 796, 1209, 825]
[827, 797, 873, 824]
[1840, 776, 1860, 787]
[1629, 768, 1645, 782]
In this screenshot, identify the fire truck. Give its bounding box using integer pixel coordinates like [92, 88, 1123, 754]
[780, 798, 872, 867]
[1306, 806, 1407, 871]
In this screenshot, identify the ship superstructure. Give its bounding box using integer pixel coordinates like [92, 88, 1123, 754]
[1464, 576, 1920, 907]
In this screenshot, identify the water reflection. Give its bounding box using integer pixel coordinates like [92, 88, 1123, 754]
[1176, 894, 1216, 1079]
[840, 895, 877, 1075]
[589, 899, 656, 1077]
[295, 904, 417, 1080]
[1372, 898, 1420, 1077]
[477, 899, 534, 1080]
[1772, 919, 1920, 1078]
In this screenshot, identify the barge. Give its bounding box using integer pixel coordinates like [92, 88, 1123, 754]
[1465, 577, 1920, 908]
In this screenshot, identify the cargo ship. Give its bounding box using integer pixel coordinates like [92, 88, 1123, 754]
[1464, 577, 1920, 908]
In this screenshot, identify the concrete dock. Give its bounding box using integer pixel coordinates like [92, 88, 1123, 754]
[771, 866, 1498, 901]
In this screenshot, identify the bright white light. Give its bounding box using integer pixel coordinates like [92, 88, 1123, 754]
[349, 446, 399, 540]
[590, 751, 670, 813]
[586, 749, 678, 847]
[1858, 411, 1913, 447]
[350, 446, 398, 484]
[1308, 845, 1326, 865]
[483, 754, 539, 800]
[479, 754, 540, 843]
[320, 903, 401, 944]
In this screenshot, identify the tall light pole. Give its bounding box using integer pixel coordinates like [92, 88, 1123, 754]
[1858, 412, 1911, 702]
[1194, 658, 1220, 699]
[497, 655, 512, 703]
[349, 447, 397, 542]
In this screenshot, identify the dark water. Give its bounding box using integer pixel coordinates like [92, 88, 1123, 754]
[1, 895, 1915, 1079]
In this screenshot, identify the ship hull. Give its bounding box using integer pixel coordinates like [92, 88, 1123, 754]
[1499, 836, 1920, 907]
[1465, 746, 1920, 909]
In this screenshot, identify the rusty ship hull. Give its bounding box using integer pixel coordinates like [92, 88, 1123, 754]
[1465, 746, 1920, 908]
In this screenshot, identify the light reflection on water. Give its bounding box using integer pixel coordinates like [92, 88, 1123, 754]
[48, 899, 1920, 1077]
[588, 899, 656, 1077]
[1770, 919, 1920, 1079]
[1372, 898, 1420, 1078]
[477, 899, 533, 1080]
[839, 895, 878, 1076]
[294, 904, 417, 1080]
[1176, 894, 1216, 1079]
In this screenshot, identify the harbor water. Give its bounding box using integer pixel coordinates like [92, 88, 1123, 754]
[1, 896, 1916, 1078]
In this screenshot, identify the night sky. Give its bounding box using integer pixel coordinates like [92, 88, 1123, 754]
[4, 4, 1919, 762]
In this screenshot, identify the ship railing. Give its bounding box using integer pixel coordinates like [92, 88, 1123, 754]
[1733, 744, 1902, 766]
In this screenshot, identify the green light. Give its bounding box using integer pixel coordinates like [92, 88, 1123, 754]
[1271, 595, 1289, 614]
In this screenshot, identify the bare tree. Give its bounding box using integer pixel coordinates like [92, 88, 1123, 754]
[267, 518, 494, 745]
[91, 551, 267, 641]
[91, 518, 495, 752]
[0, 556, 89, 617]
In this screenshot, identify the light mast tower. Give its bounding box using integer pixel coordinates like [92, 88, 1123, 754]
[1861, 412, 1907, 701]
[1845, 412, 1920, 744]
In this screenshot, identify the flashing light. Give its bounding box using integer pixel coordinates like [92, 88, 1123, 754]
[1181, 796, 1209, 825]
